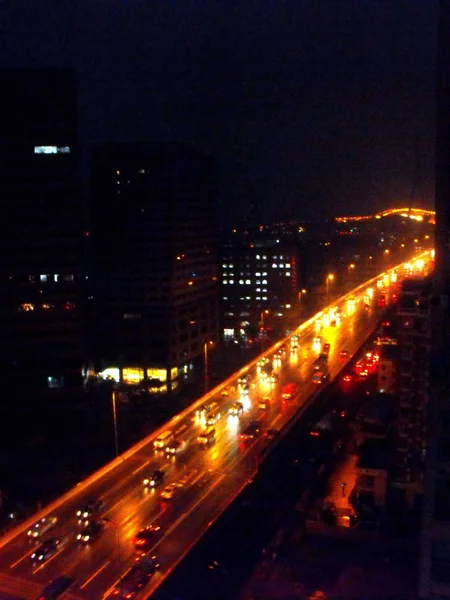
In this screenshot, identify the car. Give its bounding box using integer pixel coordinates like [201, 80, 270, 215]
[31, 538, 62, 564]
[240, 421, 262, 441]
[258, 397, 270, 410]
[342, 374, 353, 383]
[165, 439, 188, 455]
[221, 386, 232, 396]
[198, 426, 216, 445]
[143, 470, 164, 488]
[339, 350, 349, 361]
[35, 576, 75, 600]
[264, 428, 279, 439]
[229, 402, 244, 416]
[270, 373, 279, 383]
[76, 521, 103, 544]
[323, 342, 331, 353]
[76, 498, 104, 521]
[113, 561, 156, 598]
[160, 483, 182, 500]
[133, 526, 162, 553]
[27, 516, 58, 540]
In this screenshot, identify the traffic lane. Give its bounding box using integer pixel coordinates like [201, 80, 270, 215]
[85, 466, 239, 600]
[143, 467, 253, 598]
[0, 439, 188, 568]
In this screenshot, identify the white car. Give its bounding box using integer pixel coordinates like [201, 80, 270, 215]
[160, 483, 183, 500]
[27, 516, 58, 539]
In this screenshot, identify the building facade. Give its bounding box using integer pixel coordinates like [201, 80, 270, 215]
[89, 143, 219, 392]
[220, 239, 300, 341]
[0, 69, 83, 390]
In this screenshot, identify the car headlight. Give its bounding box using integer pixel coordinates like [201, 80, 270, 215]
[143, 479, 149, 485]
[76, 511, 81, 516]
[31, 553, 36, 559]
[27, 530, 31, 535]
[77, 534, 81, 540]
[39, 555, 44, 560]
[150, 480, 155, 486]
[84, 535, 90, 542]
[83, 512, 88, 518]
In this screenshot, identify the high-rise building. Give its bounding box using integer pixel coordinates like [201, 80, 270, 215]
[0, 69, 83, 391]
[89, 143, 219, 392]
[220, 239, 300, 340]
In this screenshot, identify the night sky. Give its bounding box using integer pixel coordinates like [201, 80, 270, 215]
[0, 0, 438, 223]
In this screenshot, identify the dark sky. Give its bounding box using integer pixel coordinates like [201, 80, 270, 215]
[0, 0, 438, 222]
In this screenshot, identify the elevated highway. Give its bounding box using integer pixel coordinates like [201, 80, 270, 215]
[0, 253, 432, 600]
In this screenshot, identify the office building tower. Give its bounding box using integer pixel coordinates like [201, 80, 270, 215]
[89, 143, 219, 392]
[220, 239, 300, 340]
[0, 69, 83, 391]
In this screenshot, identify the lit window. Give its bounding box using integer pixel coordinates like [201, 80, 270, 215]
[263, 296, 268, 300]
[272, 264, 278, 268]
[256, 255, 260, 260]
[280, 255, 284, 260]
[239, 280, 244, 285]
[40, 274, 48, 282]
[286, 304, 291, 308]
[262, 272, 268, 276]
[245, 279, 251, 285]
[222, 264, 227, 268]
[286, 272, 291, 277]
[262, 288, 267, 292]
[64, 274, 74, 281]
[34, 146, 70, 154]
[279, 264, 284, 268]
[54, 274, 59, 282]
[229, 280, 235, 284]
[223, 280, 228, 285]
[256, 288, 261, 292]
[229, 264, 234, 268]
[246, 296, 251, 300]
[255, 272, 261, 277]
[19, 303, 34, 311]
[285, 263, 291, 269]
[256, 280, 261, 285]
[262, 255, 267, 260]
[256, 296, 261, 300]
[223, 296, 228, 300]
[273, 256, 278, 260]
[262, 280, 267, 284]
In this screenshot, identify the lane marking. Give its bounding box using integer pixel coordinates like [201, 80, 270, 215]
[102, 569, 126, 599]
[32, 543, 68, 574]
[132, 460, 150, 476]
[80, 559, 110, 589]
[10, 547, 33, 569]
[152, 473, 226, 551]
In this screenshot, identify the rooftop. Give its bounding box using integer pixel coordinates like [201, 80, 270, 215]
[357, 439, 391, 471]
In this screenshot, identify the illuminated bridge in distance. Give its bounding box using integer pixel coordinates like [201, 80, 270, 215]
[0, 252, 434, 600]
[336, 207, 435, 224]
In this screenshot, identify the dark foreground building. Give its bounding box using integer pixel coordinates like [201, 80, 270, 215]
[89, 143, 219, 392]
[0, 69, 83, 391]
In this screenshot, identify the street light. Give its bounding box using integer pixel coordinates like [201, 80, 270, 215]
[111, 390, 119, 459]
[204, 341, 214, 394]
[325, 273, 334, 304]
[260, 310, 269, 351]
[103, 518, 122, 594]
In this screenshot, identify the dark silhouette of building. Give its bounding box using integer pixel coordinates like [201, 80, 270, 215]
[89, 143, 219, 392]
[0, 69, 83, 391]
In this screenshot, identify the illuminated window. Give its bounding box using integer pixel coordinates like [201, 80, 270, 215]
[262, 272, 268, 276]
[34, 146, 70, 154]
[41, 304, 52, 310]
[262, 279, 267, 284]
[256, 296, 261, 300]
[229, 280, 235, 284]
[123, 367, 145, 383]
[63, 274, 74, 281]
[279, 264, 284, 268]
[223, 280, 228, 285]
[272, 264, 278, 268]
[255, 272, 261, 277]
[19, 303, 34, 311]
[285, 272, 291, 277]
[262, 296, 268, 300]
[245, 279, 251, 285]
[246, 296, 251, 300]
[239, 280, 244, 285]
[262, 255, 267, 260]
[40, 274, 48, 282]
[256, 280, 261, 285]
[222, 264, 227, 268]
[256, 288, 261, 292]
[256, 255, 260, 260]
[286, 304, 291, 308]
[147, 368, 167, 381]
[54, 274, 59, 282]
[285, 263, 291, 269]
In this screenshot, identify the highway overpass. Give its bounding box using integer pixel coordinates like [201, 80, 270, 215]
[0, 253, 432, 600]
